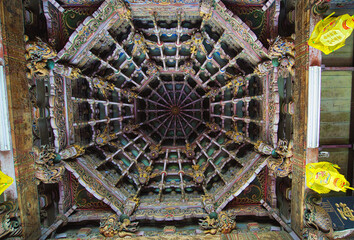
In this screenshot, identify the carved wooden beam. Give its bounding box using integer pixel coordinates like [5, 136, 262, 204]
[39, 205, 77, 240]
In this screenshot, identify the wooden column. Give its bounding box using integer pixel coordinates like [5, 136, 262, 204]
[292, 0, 310, 236]
[293, 0, 322, 236]
[0, 0, 41, 239]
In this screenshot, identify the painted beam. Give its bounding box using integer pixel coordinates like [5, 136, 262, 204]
[322, 66, 354, 71]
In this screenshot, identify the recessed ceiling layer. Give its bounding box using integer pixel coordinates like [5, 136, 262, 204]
[42, 0, 280, 227]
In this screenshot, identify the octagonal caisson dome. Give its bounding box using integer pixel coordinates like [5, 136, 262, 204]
[42, 0, 282, 231]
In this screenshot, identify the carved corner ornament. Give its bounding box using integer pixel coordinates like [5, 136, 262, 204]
[25, 36, 57, 79]
[0, 201, 22, 238]
[34, 146, 65, 184]
[254, 36, 295, 78]
[253, 139, 293, 178]
[184, 143, 196, 159]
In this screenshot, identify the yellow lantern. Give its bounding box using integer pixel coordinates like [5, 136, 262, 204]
[308, 13, 354, 54]
[0, 170, 13, 195]
[306, 162, 354, 194]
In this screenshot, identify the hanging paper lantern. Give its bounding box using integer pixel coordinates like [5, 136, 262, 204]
[308, 13, 354, 54]
[0, 171, 14, 195]
[306, 162, 354, 194]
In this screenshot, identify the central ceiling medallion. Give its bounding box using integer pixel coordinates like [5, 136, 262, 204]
[170, 106, 180, 115]
[136, 74, 209, 147]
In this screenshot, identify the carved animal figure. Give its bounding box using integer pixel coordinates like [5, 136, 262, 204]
[26, 61, 50, 78]
[199, 212, 236, 235]
[254, 60, 273, 76]
[99, 214, 138, 238]
[35, 165, 65, 184]
[304, 191, 333, 236]
[279, 56, 295, 77]
[34, 146, 65, 184]
[268, 36, 295, 58]
[303, 228, 329, 240]
[199, 215, 218, 234]
[218, 211, 236, 234]
[25, 37, 57, 62]
[25, 37, 57, 78]
[267, 157, 292, 178]
[0, 201, 22, 239]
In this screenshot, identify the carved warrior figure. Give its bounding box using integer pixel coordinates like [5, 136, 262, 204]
[99, 214, 138, 238]
[122, 88, 138, 102]
[131, 32, 148, 56]
[92, 77, 115, 98]
[95, 127, 117, 146]
[225, 131, 245, 144]
[199, 0, 213, 23]
[180, 60, 195, 74]
[205, 87, 220, 101]
[304, 190, 333, 239]
[145, 60, 161, 76]
[225, 76, 245, 94]
[34, 146, 65, 184]
[191, 32, 206, 54]
[0, 201, 22, 239]
[199, 211, 236, 235]
[25, 36, 57, 78]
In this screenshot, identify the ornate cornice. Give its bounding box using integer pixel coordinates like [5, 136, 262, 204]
[214, 153, 268, 211]
[64, 159, 126, 214]
[56, 0, 128, 62]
